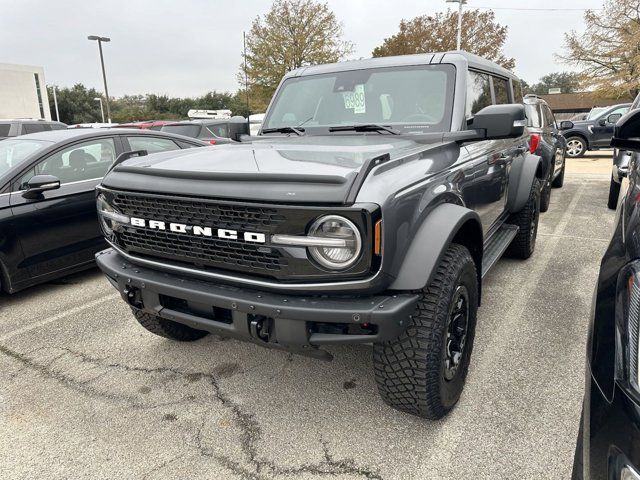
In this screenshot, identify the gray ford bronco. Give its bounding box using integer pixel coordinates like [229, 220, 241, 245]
[96, 52, 544, 419]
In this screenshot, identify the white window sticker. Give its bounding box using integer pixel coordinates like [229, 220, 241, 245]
[343, 84, 366, 114]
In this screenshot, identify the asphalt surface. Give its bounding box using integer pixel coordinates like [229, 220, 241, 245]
[0, 153, 615, 479]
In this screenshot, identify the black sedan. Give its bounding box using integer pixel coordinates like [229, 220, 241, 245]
[0, 128, 206, 293]
[572, 109, 640, 479]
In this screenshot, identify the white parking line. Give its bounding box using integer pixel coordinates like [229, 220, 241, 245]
[0, 293, 119, 342]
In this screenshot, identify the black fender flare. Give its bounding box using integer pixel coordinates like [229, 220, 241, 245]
[389, 203, 483, 300]
[506, 153, 544, 213]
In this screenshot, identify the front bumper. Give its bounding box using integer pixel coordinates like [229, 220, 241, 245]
[96, 248, 418, 358]
[583, 366, 640, 479]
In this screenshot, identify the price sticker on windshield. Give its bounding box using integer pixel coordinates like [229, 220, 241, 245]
[343, 84, 366, 114]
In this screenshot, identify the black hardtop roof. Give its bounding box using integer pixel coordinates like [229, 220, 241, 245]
[284, 51, 518, 81]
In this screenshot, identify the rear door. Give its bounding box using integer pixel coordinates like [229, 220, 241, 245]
[8, 136, 122, 280]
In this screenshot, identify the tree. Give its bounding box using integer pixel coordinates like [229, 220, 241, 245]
[240, 0, 353, 110]
[48, 84, 104, 124]
[529, 72, 581, 95]
[560, 0, 640, 98]
[372, 9, 515, 70]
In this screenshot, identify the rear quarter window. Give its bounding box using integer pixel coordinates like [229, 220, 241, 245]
[493, 77, 510, 104]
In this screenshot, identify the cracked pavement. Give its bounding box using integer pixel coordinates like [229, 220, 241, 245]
[0, 154, 615, 479]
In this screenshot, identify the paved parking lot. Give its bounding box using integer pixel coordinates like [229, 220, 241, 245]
[0, 153, 615, 480]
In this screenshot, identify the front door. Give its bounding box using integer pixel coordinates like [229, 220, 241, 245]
[9, 137, 118, 280]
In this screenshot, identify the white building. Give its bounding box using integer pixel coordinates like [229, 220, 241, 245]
[0, 63, 51, 120]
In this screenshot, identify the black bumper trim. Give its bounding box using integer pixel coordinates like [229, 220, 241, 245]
[96, 248, 418, 353]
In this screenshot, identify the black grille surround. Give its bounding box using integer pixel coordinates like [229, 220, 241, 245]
[102, 188, 379, 282]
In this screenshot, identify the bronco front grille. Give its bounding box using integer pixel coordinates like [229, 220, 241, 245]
[104, 189, 376, 281]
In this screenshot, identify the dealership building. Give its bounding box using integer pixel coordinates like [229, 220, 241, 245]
[0, 63, 51, 121]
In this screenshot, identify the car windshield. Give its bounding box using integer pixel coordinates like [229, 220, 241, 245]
[161, 124, 201, 138]
[262, 64, 456, 134]
[0, 139, 52, 177]
[587, 107, 606, 120]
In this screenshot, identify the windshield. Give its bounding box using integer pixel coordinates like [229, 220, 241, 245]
[0, 139, 52, 177]
[263, 64, 456, 134]
[161, 124, 201, 138]
[587, 107, 606, 120]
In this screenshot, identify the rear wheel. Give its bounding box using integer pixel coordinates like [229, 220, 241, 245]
[566, 136, 587, 158]
[373, 244, 478, 419]
[132, 308, 209, 341]
[505, 179, 540, 259]
[608, 175, 621, 210]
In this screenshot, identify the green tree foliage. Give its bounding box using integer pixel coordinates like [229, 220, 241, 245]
[48, 84, 252, 124]
[560, 0, 640, 97]
[372, 9, 515, 70]
[528, 72, 581, 95]
[240, 0, 353, 111]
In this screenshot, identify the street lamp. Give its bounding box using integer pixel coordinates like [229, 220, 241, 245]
[446, 0, 468, 51]
[94, 97, 105, 123]
[87, 35, 112, 123]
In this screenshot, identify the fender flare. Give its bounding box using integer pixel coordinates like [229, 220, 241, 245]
[389, 203, 483, 299]
[507, 153, 544, 213]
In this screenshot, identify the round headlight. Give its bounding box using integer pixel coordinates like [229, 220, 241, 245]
[308, 215, 362, 270]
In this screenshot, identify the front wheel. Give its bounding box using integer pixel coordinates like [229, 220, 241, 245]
[373, 243, 478, 419]
[566, 137, 587, 158]
[608, 175, 621, 210]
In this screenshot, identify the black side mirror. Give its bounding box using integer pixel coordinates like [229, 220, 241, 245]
[611, 110, 640, 151]
[22, 174, 60, 199]
[559, 120, 574, 130]
[607, 113, 623, 124]
[469, 104, 526, 140]
[598, 118, 607, 127]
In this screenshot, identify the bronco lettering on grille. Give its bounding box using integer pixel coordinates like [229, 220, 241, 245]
[129, 217, 266, 243]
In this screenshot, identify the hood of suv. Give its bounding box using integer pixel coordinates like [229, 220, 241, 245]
[101, 135, 447, 204]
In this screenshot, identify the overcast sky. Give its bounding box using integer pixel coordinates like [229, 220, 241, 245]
[1, 0, 604, 98]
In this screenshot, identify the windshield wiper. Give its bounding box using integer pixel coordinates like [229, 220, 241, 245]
[261, 126, 305, 136]
[329, 124, 400, 135]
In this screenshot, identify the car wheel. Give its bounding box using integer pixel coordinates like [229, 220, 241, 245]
[540, 169, 552, 213]
[552, 161, 565, 188]
[608, 175, 621, 210]
[505, 179, 540, 259]
[131, 308, 209, 341]
[373, 243, 478, 419]
[566, 137, 587, 158]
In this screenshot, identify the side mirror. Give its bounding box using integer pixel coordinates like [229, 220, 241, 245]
[22, 174, 60, 199]
[611, 110, 640, 152]
[598, 118, 607, 127]
[559, 120, 574, 130]
[469, 104, 526, 140]
[607, 113, 623, 124]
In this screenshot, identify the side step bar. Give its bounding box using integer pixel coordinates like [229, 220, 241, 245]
[481, 224, 519, 277]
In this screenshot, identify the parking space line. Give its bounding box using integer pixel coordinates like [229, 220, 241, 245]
[538, 232, 610, 242]
[0, 293, 119, 342]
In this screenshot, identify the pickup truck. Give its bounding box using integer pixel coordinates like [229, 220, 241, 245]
[95, 52, 544, 419]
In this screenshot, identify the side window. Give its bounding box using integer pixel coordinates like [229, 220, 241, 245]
[22, 123, 47, 134]
[207, 124, 228, 138]
[493, 77, 510, 105]
[466, 71, 492, 117]
[22, 138, 116, 188]
[610, 105, 630, 116]
[127, 136, 180, 153]
[49, 124, 66, 131]
[543, 105, 556, 128]
[175, 140, 199, 149]
[525, 104, 542, 128]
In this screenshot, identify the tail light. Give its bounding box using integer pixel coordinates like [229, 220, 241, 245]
[529, 134, 541, 154]
[206, 139, 217, 145]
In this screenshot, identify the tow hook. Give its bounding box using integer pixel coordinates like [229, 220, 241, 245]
[249, 315, 273, 342]
[123, 286, 143, 309]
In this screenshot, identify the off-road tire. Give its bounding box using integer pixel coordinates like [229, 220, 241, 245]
[566, 136, 587, 158]
[540, 168, 552, 213]
[373, 244, 478, 419]
[505, 179, 540, 259]
[552, 161, 565, 188]
[608, 175, 621, 210]
[132, 308, 209, 341]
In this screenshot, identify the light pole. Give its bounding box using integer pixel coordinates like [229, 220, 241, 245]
[51, 86, 60, 122]
[446, 0, 467, 51]
[94, 97, 105, 123]
[87, 35, 112, 123]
